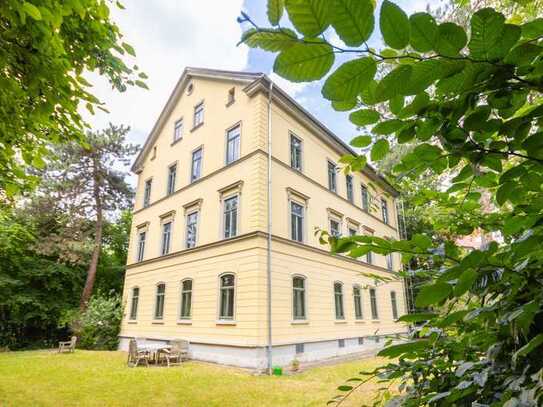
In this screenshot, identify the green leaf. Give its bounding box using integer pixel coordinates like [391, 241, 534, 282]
[285, 0, 330, 37]
[370, 139, 390, 161]
[350, 135, 372, 148]
[435, 23, 467, 57]
[322, 57, 376, 101]
[267, 0, 284, 25]
[521, 18, 543, 40]
[513, 334, 543, 363]
[375, 65, 412, 102]
[504, 43, 543, 67]
[22, 2, 42, 20]
[398, 312, 437, 323]
[380, 0, 410, 50]
[349, 109, 380, 126]
[122, 42, 136, 57]
[373, 119, 404, 135]
[436, 310, 469, 328]
[242, 28, 298, 52]
[412, 233, 432, 250]
[378, 340, 430, 358]
[274, 42, 334, 81]
[468, 8, 505, 60]
[389, 95, 404, 115]
[332, 99, 357, 111]
[454, 269, 478, 296]
[415, 282, 452, 307]
[331, 0, 375, 46]
[409, 13, 437, 52]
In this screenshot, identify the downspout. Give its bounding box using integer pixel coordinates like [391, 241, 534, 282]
[266, 80, 274, 375]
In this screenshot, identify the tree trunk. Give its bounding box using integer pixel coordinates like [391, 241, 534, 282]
[79, 157, 103, 311]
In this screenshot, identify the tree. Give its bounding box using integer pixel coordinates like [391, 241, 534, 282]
[41, 124, 137, 310]
[0, 0, 146, 197]
[242, 1, 543, 405]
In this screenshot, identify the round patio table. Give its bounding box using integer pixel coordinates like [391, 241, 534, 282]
[137, 343, 171, 364]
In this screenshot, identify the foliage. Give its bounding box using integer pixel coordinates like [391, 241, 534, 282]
[75, 292, 123, 350]
[242, 1, 543, 405]
[40, 123, 137, 309]
[0, 205, 130, 350]
[0, 0, 146, 198]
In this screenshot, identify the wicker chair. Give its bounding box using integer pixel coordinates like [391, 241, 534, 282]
[127, 339, 150, 367]
[160, 339, 189, 367]
[58, 336, 77, 353]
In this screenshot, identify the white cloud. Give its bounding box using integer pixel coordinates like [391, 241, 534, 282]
[268, 72, 312, 99]
[84, 1, 248, 147]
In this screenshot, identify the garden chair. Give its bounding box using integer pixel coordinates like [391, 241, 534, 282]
[159, 339, 189, 367]
[58, 336, 77, 353]
[127, 339, 150, 367]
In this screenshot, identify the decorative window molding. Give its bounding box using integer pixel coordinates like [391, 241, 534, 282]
[159, 210, 176, 221]
[183, 198, 203, 213]
[136, 221, 150, 231]
[218, 180, 244, 197]
[327, 207, 344, 219]
[346, 217, 360, 227]
[286, 187, 310, 204]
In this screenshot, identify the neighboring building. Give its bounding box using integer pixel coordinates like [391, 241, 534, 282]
[119, 67, 407, 370]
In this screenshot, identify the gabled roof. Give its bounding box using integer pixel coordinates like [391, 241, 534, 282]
[131, 67, 399, 196]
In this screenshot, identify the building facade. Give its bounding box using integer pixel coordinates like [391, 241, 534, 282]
[119, 67, 407, 370]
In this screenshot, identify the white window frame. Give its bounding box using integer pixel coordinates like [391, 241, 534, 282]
[361, 183, 370, 212]
[193, 101, 204, 128]
[222, 194, 239, 239]
[334, 281, 345, 320]
[136, 230, 146, 262]
[129, 286, 139, 320]
[369, 287, 379, 320]
[167, 163, 177, 196]
[290, 133, 303, 171]
[143, 178, 152, 208]
[292, 275, 307, 321]
[225, 123, 241, 165]
[179, 278, 193, 320]
[327, 160, 337, 193]
[346, 174, 354, 203]
[353, 285, 363, 320]
[161, 221, 172, 256]
[185, 210, 199, 249]
[390, 290, 399, 320]
[218, 272, 236, 321]
[289, 199, 305, 243]
[154, 282, 166, 320]
[190, 146, 203, 183]
[173, 118, 183, 143]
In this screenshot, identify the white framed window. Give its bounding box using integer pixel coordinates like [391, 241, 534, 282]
[173, 119, 183, 142]
[386, 253, 394, 271]
[223, 195, 239, 238]
[193, 101, 204, 128]
[219, 273, 235, 320]
[191, 147, 202, 182]
[179, 279, 193, 319]
[370, 288, 379, 320]
[161, 221, 172, 256]
[154, 283, 166, 320]
[353, 285, 363, 320]
[136, 230, 146, 262]
[382, 198, 389, 224]
[346, 175, 354, 203]
[328, 161, 337, 192]
[334, 282, 345, 320]
[226, 125, 241, 164]
[185, 211, 198, 249]
[290, 134, 302, 171]
[129, 287, 139, 320]
[167, 164, 177, 196]
[227, 87, 235, 105]
[330, 218, 341, 238]
[292, 276, 306, 320]
[361, 184, 369, 211]
[143, 179, 152, 208]
[290, 201, 304, 242]
[390, 291, 399, 320]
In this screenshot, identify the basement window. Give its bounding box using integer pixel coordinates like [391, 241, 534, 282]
[295, 343, 304, 354]
[358, 337, 364, 345]
[338, 339, 345, 348]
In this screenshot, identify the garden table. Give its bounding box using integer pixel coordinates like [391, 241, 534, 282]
[137, 344, 171, 365]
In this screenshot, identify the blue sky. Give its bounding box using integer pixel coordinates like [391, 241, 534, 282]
[85, 0, 433, 178]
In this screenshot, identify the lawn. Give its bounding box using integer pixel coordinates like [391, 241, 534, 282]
[0, 350, 385, 406]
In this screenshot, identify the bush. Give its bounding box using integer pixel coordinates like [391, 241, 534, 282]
[76, 292, 123, 350]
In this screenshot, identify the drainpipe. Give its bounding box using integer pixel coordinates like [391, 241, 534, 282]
[266, 79, 274, 375]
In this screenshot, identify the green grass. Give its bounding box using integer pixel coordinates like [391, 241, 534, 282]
[0, 350, 385, 406]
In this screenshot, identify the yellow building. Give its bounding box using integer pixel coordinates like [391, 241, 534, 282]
[119, 67, 407, 370]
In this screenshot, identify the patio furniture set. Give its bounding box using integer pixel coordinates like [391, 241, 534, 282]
[127, 338, 189, 367]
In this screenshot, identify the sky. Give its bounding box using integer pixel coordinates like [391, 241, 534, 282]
[86, 0, 433, 177]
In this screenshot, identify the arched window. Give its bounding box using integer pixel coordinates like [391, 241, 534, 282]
[179, 279, 193, 319]
[369, 288, 379, 320]
[292, 276, 306, 320]
[390, 291, 399, 320]
[219, 274, 235, 320]
[334, 282, 345, 320]
[353, 285, 363, 320]
[129, 287, 139, 320]
[154, 283, 166, 320]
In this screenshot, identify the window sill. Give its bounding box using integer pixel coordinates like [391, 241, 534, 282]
[216, 320, 236, 326]
[127, 321, 138, 324]
[171, 138, 182, 147]
[177, 320, 192, 325]
[152, 321, 164, 325]
[354, 320, 365, 324]
[334, 320, 348, 324]
[371, 320, 380, 323]
[291, 320, 309, 325]
[190, 122, 204, 133]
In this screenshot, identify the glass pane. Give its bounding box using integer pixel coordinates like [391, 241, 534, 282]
[183, 279, 192, 291]
[221, 274, 234, 287]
